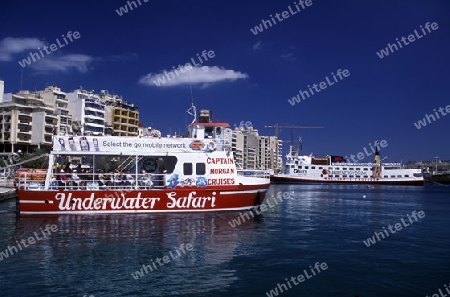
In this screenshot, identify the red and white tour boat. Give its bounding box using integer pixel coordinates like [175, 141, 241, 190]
[16, 112, 270, 215]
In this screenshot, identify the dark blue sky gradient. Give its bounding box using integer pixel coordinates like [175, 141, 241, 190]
[0, 0, 449, 162]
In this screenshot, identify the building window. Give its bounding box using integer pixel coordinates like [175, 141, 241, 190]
[183, 163, 193, 175]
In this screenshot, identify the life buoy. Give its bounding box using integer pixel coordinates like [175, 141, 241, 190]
[206, 141, 216, 151]
[322, 169, 328, 175]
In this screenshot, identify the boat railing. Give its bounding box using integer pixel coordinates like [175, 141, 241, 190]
[237, 169, 271, 179]
[17, 172, 168, 191]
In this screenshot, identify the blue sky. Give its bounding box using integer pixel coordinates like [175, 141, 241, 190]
[0, 0, 449, 162]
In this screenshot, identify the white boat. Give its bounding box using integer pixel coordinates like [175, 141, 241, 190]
[272, 142, 423, 186]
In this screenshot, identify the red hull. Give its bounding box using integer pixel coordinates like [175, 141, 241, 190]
[17, 184, 269, 214]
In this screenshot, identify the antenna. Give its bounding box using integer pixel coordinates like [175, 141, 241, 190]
[186, 71, 197, 124]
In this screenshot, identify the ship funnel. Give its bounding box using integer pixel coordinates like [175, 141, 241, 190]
[373, 140, 381, 164]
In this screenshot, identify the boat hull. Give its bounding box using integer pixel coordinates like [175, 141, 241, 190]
[17, 184, 269, 215]
[271, 175, 424, 186]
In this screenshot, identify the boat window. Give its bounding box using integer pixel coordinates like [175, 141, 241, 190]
[349, 168, 354, 170]
[305, 166, 309, 169]
[311, 166, 315, 169]
[163, 156, 177, 173]
[356, 175, 361, 178]
[384, 175, 388, 178]
[335, 167, 340, 170]
[363, 168, 368, 171]
[184, 163, 193, 175]
[349, 175, 354, 178]
[391, 175, 395, 178]
[290, 165, 295, 168]
[404, 175, 409, 177]
[397, 175, 402, 178]
[343, 168, 347, 170]
[319, 167, 323, 169]
[335, 175, 339, 177]
[363, 175, 368, 178]
[356, 168, 361, 170]
[196, 163, 206, 175]
[299, 166, 302, 169]
[343, 175, 347, 178]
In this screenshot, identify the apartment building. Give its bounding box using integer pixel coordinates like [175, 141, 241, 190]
[99, 90, 139, 136]
[0, 81, 59, 152]
[0, 81, 141, 153]
[223, 126, 282, 171]
[66, 89, 105, 135]
[39, 86, 72, 135]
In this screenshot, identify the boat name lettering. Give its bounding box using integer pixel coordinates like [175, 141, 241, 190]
[331, 170, 365, 176]
[293, 169, 307, 174]
[210, 168, 235, 174]
[55, 192, 160, 211]
[166, 191, 216, 208]
[206, 157, 234, 164]
[207, 178, 235, 185]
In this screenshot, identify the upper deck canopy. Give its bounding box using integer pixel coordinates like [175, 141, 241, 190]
[52, 135, 222, 155]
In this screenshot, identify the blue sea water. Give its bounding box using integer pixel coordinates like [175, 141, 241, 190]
[0, 184, 449, 297]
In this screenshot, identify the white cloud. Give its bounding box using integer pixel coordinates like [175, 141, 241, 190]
[253, 41, 262, 50]
[139, 66, 249, 87]
[281, 52, 297, 61]
[0, 37, 45, 61]
[31, 54, 94, 73]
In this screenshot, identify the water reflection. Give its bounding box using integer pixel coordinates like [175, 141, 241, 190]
[14, 211, 270, 296]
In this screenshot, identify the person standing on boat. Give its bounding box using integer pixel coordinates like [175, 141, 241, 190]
[124, 170, 135, 188]
[139, 170, 153, 189]
[71, 170, 82, 190]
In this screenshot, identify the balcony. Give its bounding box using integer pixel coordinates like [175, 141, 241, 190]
[56, 96, 68, 103]
[18, 127, 31, 133]
[19, 119, 32, 125]
[17, 135, 31, 142]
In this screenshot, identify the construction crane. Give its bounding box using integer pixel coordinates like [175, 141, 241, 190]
[264, 124, 324, 173]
